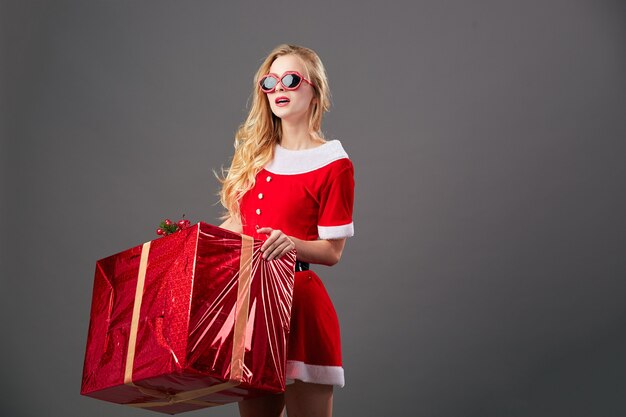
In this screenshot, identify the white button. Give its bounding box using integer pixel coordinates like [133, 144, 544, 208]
[266, 175, 272, 182]
[258, 193, 264, 199]
[256, 208, 261, 215]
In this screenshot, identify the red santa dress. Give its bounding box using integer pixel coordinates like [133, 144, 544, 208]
[239, 139, 354, 387]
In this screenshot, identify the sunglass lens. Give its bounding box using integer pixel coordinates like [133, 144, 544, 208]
[260, 76, 277, 91]
[282, 74, 301, 89]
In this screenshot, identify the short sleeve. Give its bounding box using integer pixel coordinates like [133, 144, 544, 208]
[317, 159, 355, 239]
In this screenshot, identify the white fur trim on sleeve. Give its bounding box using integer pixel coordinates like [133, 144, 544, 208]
[318, 223, 354, 240]
[286, 361, 345, 387]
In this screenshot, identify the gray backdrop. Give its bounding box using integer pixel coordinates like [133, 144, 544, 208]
[2, 1, 626, 416]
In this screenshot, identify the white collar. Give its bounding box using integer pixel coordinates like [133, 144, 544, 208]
[265, 140, 349, 175]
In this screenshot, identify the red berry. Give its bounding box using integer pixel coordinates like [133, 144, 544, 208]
[156, 228, 164, 235]
[164, 219, 172, 226]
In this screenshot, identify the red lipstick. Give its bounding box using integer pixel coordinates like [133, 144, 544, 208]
[275, 96, 290, 106]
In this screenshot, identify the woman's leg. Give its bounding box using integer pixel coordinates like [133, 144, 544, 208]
[238, 392, 285, 417]
[285, 381, 333, 417]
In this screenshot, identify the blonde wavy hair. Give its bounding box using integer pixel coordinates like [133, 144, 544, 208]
[219, 44, 331, 221]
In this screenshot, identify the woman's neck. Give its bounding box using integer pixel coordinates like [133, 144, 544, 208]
[279, 121, 324, 150]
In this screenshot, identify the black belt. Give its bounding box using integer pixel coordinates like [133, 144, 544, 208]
[295, 261, 310, 271]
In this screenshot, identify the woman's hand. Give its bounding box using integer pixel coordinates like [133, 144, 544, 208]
[257, 227, 295, 261]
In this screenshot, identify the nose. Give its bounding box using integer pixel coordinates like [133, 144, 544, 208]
[274, 77, 285, 92]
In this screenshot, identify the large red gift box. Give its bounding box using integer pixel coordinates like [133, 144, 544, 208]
[81, 222, 296, 414]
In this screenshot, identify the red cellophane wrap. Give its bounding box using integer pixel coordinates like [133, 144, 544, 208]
[81, 222, 296, 414]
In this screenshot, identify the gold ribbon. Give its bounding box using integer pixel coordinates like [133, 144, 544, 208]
[127, 381, 236, 408]
[231, 234, 254, 381]
[124, 241, 150, 386]
[122, 232, 255, 410]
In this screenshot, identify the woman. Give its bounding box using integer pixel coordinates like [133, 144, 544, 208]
[219, 44, 354, 417]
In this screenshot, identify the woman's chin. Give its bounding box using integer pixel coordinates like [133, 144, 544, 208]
[272, 109, 307, 123]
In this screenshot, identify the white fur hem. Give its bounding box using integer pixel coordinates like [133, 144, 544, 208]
[265, 140, 349, 175]
[285, 361, 345, 387]
[318, 223, 354, 240]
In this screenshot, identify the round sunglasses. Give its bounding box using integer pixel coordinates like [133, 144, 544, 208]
[258, 71, 314, 93]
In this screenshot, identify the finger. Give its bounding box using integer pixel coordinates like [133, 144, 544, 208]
[262, 233, 286, 258]
[261, 232, 280, 253]
[266, 241, 291, 261]
[262, 241, 275, 258]
[262, 229, 285, 252]
[256, 227, 272, 234]
[268, 232, 296, 259]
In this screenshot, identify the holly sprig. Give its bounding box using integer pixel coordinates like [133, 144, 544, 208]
[156, 215, 191, 236]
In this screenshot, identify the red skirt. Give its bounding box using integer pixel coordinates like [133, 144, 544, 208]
[285, 270, 345, 387]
